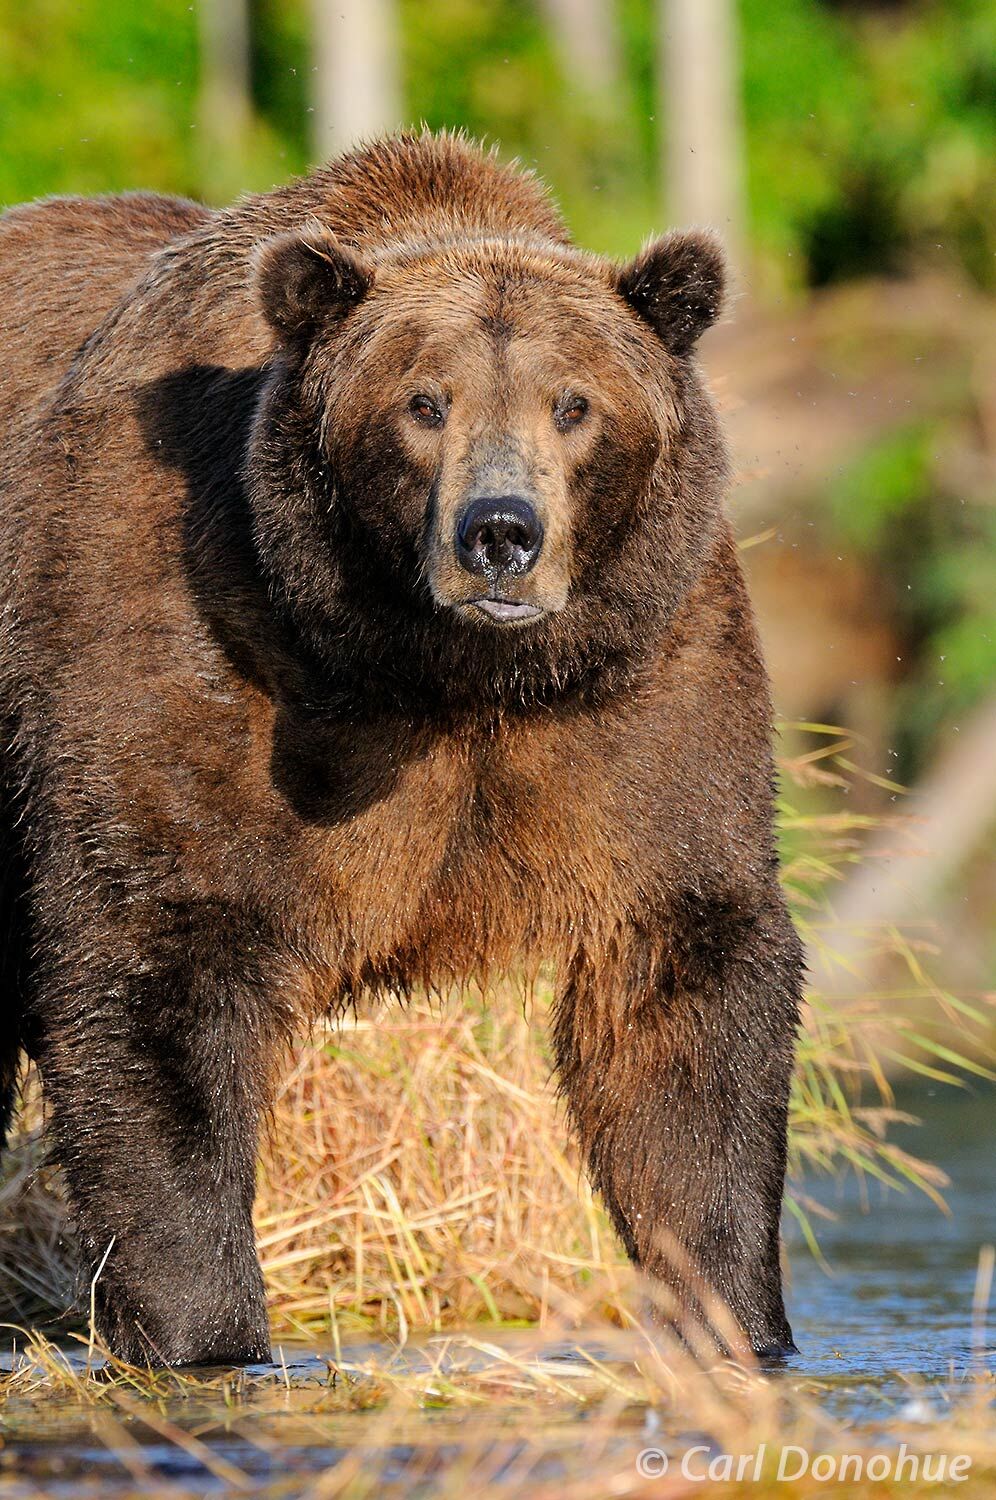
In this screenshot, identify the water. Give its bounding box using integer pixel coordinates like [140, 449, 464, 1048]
[1, 1083, 993, 1494]
[784, 1082, 995, 1426]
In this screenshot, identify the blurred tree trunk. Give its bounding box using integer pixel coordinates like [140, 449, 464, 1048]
[539, 0, 624, 100]
[659, 0, 746, 270]
[197, 0, 253, 200]
[311, 0, 402, 161]
[808, 693, 996, 1002]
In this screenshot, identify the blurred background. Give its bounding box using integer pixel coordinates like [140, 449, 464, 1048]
[0, 0, 993, 1003]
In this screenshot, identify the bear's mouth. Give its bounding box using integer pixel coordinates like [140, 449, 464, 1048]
[469, 596, 544, 624]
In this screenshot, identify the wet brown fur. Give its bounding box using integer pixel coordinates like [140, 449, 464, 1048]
[0, 133, 801, 1364]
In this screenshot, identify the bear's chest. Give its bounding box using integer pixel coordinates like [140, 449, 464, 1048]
[270, 707, 635, 1000]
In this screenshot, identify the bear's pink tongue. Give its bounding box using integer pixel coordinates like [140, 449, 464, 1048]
[472, 598, 544, 623]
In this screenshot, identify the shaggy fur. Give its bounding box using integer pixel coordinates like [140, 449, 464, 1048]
[0, 132, 802, 1365]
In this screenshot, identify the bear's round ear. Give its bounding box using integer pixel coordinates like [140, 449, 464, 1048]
[616, 230, 726, 356]
[253, 226, 372, 342]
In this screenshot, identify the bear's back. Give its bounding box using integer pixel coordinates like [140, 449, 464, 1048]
[0, 191, 210, 428]
[253, 132, 569, 253]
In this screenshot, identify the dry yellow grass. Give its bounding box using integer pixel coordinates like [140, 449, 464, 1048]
[258, 990, 625, 1340]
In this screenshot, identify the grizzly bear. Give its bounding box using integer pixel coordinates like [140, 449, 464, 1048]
[0, 132, 802, 1366]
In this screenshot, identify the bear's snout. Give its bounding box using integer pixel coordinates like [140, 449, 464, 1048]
[456, 496, 544, 581]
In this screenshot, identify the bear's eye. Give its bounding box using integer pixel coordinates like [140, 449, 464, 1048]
[409, 394, 445, 429]
[555, 395, 589, 431]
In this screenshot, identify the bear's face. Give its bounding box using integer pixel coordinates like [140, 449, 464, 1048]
[251, 227, 727, 696]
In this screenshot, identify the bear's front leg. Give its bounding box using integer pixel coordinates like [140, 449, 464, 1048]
[553, 890, 802, 1357]
[36, 905, 285, 1366]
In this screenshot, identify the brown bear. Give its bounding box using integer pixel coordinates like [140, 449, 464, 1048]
[0, 132, 802, 1366]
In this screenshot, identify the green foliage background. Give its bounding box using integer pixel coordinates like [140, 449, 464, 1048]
[2, 0, 994, 285]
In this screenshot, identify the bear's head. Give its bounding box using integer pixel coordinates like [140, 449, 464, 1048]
[248, 224, 728, 707]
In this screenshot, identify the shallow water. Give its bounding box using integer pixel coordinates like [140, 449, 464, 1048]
[1, 1083, 993, 1494]
[783, 1082, 994, 1426]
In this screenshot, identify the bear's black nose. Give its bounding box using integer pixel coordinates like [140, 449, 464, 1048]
[456, 497, 544, 578]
